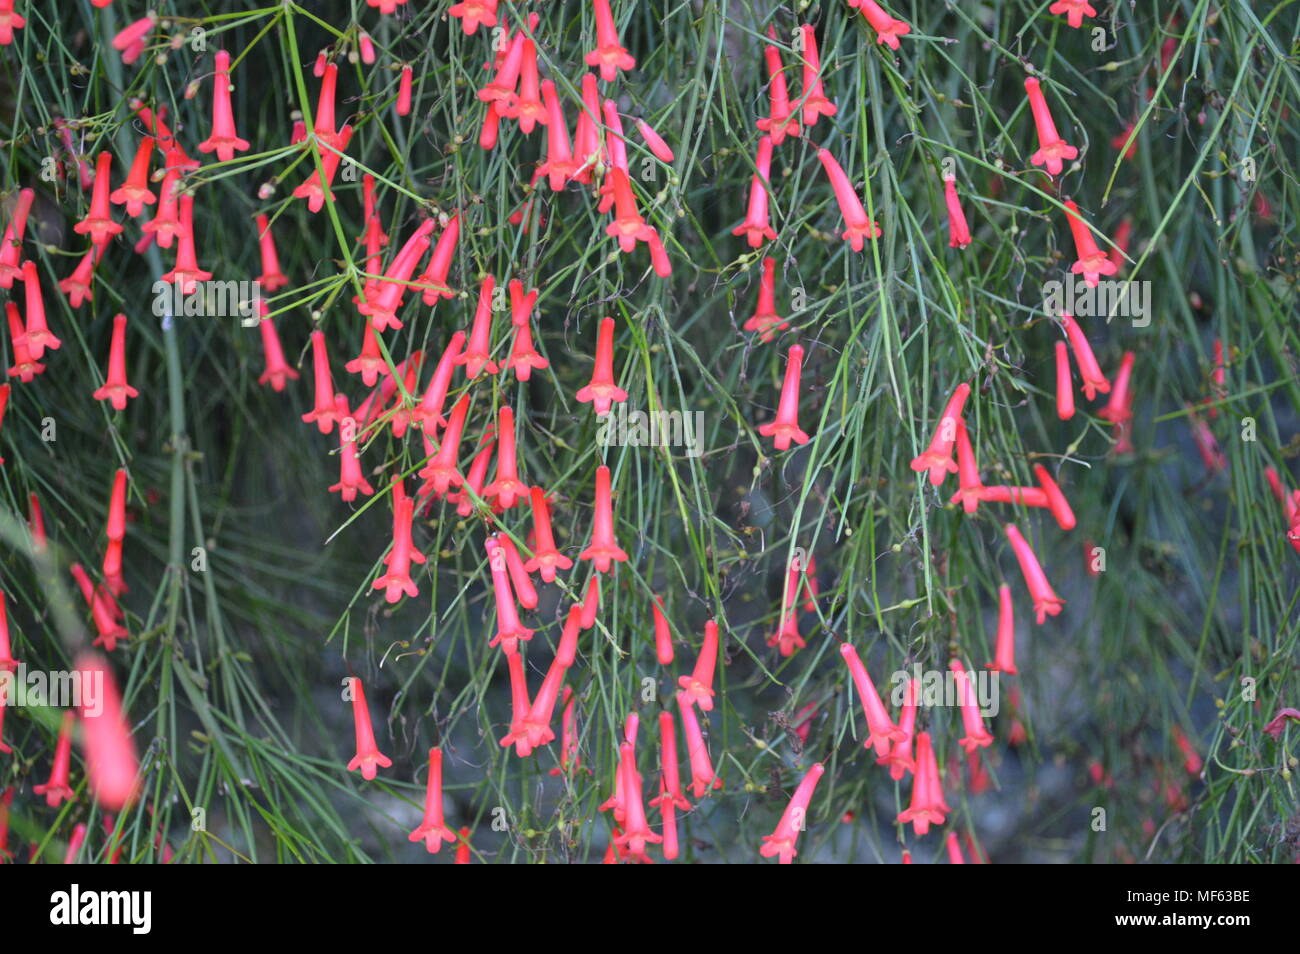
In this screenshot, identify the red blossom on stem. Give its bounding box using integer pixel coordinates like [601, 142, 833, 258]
[485, 536, 534, 655]
[679, 620, 720, 710]
[910, 381, 970, 485]
[92, 313, 138, 411]
[579, 465, 628, 572]
[1063, 200, 1118, 287]
[576, 316, 628, 415]
[409, 747, 457, 853]
[0, 186, 34, 288]
[109, 137, 156, 216]
[34, 712, 77, 807]
[951, 659, 994, 752]
[759, 343, 811, 450]
[677, 691, 722, 797]
[743, 257, 788, 341]
[75, 652, 140, 810]
[1059, 312, 1110, 400]
[989, 583, 1017, 674]
[483, 405, 528, 509]
[760, 762, 823, 864]
[346, 677, 391, 780]
[942, 174, 971, 248]
[1024, 78, 1077, 177]
[840, 642, 904, 756]
[523, 486, 573, 582]
[818, 146, 881, 249]
[1005, 523, 1064, 623]
[1049, 0, 1098, 29]
[757, 29, 800, 145]
[75, 152, 124, 246]
[897, 731, 948, 835]
[797, 25, 837, 126]
[854, 0, 911, 51]
[198, 51, 250, 162]
[586, 0, 635, 82]
[734, 136, 777, 247]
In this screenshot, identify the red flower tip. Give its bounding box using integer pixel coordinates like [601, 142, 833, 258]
[759, 343, 811, 450]
[74, 152, 125, 247]
[817, 146, 881, 249]
[255, 302, 299, 392]
[743, 257, 789, 341]
[1005, 523, 1064, 624]
[855, 0, 911, 51]
[372, 479, 425, 603]
[34, 711, 77, 807]
[896, 731, 948, 835]
[760, 762, 824, 864]
[454, 276, 500, 377]
[75, 652, 141, 810]
[910, 381, 970, 485]
[988, 583, 1018, 674]
[1049, 0, 1098, 29]
[1063, 200, 1118, 287]
[410, 747, 458, 852]
[92, 313, 139, 411]
[951, 659, 994, 752]
[449, 0, 499, 35]
[485, 536, 534, 655]
[942, 175, 971, 248]
[586, 0, 636, 82]
[109, 136, 156, 217]
[0, 187, 34, 289]
[1024, 77, 1078, 177]
[523, 486, 573, 582]
[483, 405, 528, 509]
[328, 402, 375, 502]
[677, 691, 723, 798]
[797, 25, 837, 126]
[576, 316, 628, 415]
[1054, 340, 1075, 420]
[579, 465, 629, 572]
[756, 30, 800, 146]
[733, 136, 778, 247]
[636, 118, 675, 163]
[1059, 313, 1110, 400]
[840, 642, 905, 756]
[346, 677, 392, 780]
[678, 620, 720, 710]
[198, 51, 250, 163]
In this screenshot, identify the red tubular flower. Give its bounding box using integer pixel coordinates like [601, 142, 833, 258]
[1049, 0, 1098, 29]
[614, 741, 662, 862]
[357, 32, 376, 64]
[106, 467, 127, 543]
[412, 331, 464, 433]
[1023, 78, 1077, 177]
[978, 486, 1048, 508]
[798, 25, 837, 126]
[943, 175, 971, 248]
[679, 620, 719, 710]
[112, 15, 155, 64]
[255, 303, 299, 392]
[910, 381, 970, 485]
[255, 215, 288, 291]
[453, 276, 499, 377]
[346, 320, 387, 388]
[161, 194, 214, 294]
[1109, 217, 1133, 271]
[652, 711, 686, 858]
[360, 220, 436, 332]
[346, 677, 391, 780]
[102, 537, 125, 597]
[328, 401, 375, 502]
[950, 418, 983, 513]
[501, 320, 550, 380]
[396, 64, 413, 117]
[505, 34, 546, 133]
[677, 691, 723, 797]
[733, 136, 777, 247]
[989, 583, 1017, 674]
[1172, 726, 1203, 776]
[769, 558, 804, 656]
[373, 480, 426, 603]
[951, 659, 994, 752]
[757, 29, 800, 145]
[418, 213, 460, 304]
[1098, 351, 1135, 425]
[802, 553, 820, 612]
[647, 228, 672, 277]
[198, 51, 250, 162]
[0, 1, 26, 46]
[576, 316, 628, 415]
[524, 486, 573, 582]
[294, 123, 354, 213]
[449, 0, 498, 34]
[478, 30, 524, 107]
[1059, 313, 1109, 400]
[507, 280, 538, 328]
[1188, 406, 1225, 474]
[549, 686, 582, 775]
[538, 80, 580, 191]
[579, 464, 629, 572]
[651, 597, 674, 664]
[840, 642, 904, 756]
[485, 536, 534, 654]
[1055, 340, 1075, 420]
[28, 491, 47, 551]
[587, 0, 635, 81]
[498, 651, 535, 756]
[141, 170, 182, 248]
[760, 343, 811, 450]
[571, 75, 603, 184]
[71, 563, 126, 650]
[1111, 121, 1138, 161]
[60, 241, 106, 308]
[62, 823, 88, 864]
[455, 828, 471, 863]
[109, 136, 156, 216]
[1063, 200, 1118, 287]
[1005, 523, 1064, 623]
[450, 421, 493, 517]
[1033, 464, 1076, 530]
[580, 576, 600, 629]
[636, 118, 674, 163]
[301, 330, 338, 433]
[93, 313, 138, 411]
[498, 534, 539, 610]
[75, 152, 124, 246]
[605, 167, 654, 253]
[418, 393, 471, 498]
[896, 731, 948, 835]
[35, 712, 77, 807]
[879, 677, 918, 779]
[6, 301, 44, 381]
[946, 831, 967, 864]
[855, 0, 911, 50]
[760, 762, 824, 864]
[410, 747, 457, 852]
[744, 257, 788, 341]
[0, 591, 16, 671]
[818, 146, 881, 250]
[75, 652, 140, 810]
[599, 101, 630, 213]
[0, 186, 34, 288]
[483, 405, 528, 509]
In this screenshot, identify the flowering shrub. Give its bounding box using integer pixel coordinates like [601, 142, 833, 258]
[0, 0, 1297, 864]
